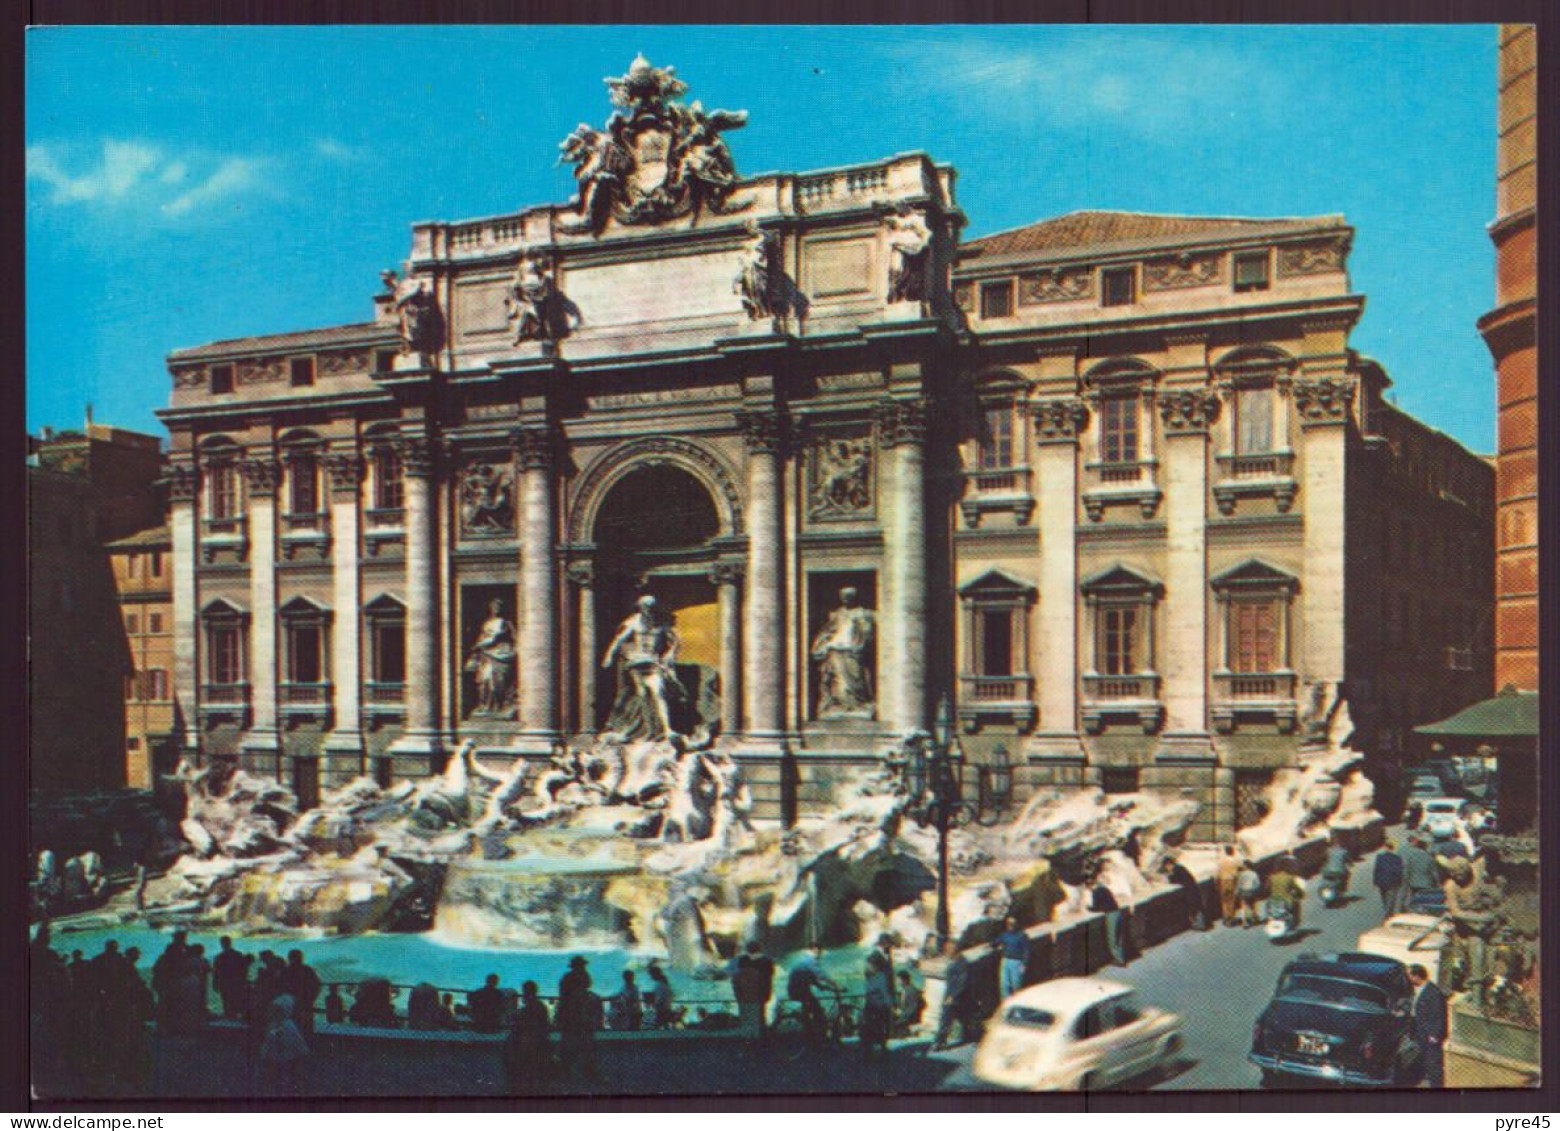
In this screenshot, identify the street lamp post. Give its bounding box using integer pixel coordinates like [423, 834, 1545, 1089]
[912, 695, 963, 943]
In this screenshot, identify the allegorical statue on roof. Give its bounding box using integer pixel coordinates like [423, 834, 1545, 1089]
[382, 269, 446, 367]
[504, 249, 582, 345]
[559, 55, 751, 236]
[881, 202, 933, 306]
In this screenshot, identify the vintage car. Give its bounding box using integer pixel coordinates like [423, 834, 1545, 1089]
[1356, 913, 1454, 984]
[973, 977, 1183, 1091]
[1419, 798, 1465, 839]
[1249, 953, 1421, 1087]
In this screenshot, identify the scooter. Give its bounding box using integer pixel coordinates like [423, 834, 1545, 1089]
[1318, 868, 1350, 907]
[1262, 897, 1296, 942]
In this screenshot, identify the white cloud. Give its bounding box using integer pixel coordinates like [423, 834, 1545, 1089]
[27, 139, 273, 219]
[315, 138, 366, 163]
[161, 157, 265, 217]
[894, 33, 1289, 140]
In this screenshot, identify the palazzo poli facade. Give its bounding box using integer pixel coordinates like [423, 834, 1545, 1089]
[159, 59, 1491, 840]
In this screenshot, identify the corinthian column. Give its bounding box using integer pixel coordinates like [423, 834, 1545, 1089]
[737, 410, 786, 747]
[240, 456, 282, 765]
[1293, 376, 1355, 691]
[879, 398, 929, 734]
[323, 452, 365, 769]
[710, 561, 744, 739]
[166, 464, 200, 757]
[1157, 388, 1221, 758]
[515, 426, 560, 749]
[568, 561, 597, 734]
[390, 436, 443, 761]
[1024, 397, 1089, 761]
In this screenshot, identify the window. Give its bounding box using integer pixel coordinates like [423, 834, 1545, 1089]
[124, 673, 138, 701]
[150, 552, 162, 577]
[1102, 267, 1136, 307]
[127, 737, 140, 751]
[126, 552, 141, 579]
[206, 620, 245, 685]
[148, 669, 169, 700]
[289, 453, 320, 516]
[209, 364, 234, 395]
[978, 404, 1015, 469]
[372, 619, 406, 685]
[149, 612, 163, 634]
[206, 459, 240, 520]
[1233, 384, 1275, 455]
[287, 623, 325, 684]
[1082, 566, 1161, 680]
[290, 357, 315, 388]
[1100, 606, 1139, 675]
[980, 609, 1015, 677]
[980, 280, 1014, 319]
[375, 349, 399, 374]
[1099, 395, 1140, 464]
[1233, 251, 1270, 293]
[373, 446, 404, 512]
[126, 612, 140, 635]
[1229, 599, 1281, 673]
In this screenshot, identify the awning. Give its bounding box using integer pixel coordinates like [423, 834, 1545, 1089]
[1413, 685, 1539, 740]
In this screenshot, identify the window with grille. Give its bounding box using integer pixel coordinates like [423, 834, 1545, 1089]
[979, 404, 1015, 469]
[1229, 599, 1281, 673]
[373, 447, 404, 511]
[980, 280, 1014, 319]
[1099, 395, 1140, 464]
[1233, 384, 1275, 454]
[207, 621, 245, 685]
[206, 461, 240, 519]
[1102, 267, 1136, 307]
[289, 453, 320, 516]
[1233, 251, 1270, 293]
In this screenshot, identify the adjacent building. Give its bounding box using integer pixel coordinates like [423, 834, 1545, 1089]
[155, 58, 1493, 838]
[1481, 23, 1539, 695]
[107, 524, 177, 788]
[28, 423, 165, 794]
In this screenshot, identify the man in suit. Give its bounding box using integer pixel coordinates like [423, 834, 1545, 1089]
[1400, 835, 1442, 909]
[1408, 964, 1448, 1087]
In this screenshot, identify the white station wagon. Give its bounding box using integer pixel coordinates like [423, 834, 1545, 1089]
[973, 977, 1184, 1091]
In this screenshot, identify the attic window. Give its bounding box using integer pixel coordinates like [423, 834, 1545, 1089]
[1234, 251, 1271, 293]
[290, 357, 316, 387]
[980, 280, 1014, 319]
[1102, 267, 1136, 307]
[209, 364, 235, 395]
[375, 349, 399, 374]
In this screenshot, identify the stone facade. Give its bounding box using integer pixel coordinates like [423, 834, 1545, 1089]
[1482, 24, 1538, 694]
[157, 62, 1493, 837]
[107, 525, 177, 789]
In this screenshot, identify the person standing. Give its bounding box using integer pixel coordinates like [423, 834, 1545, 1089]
[732, 941, 775, 1038]
[257, 994, 310, 1096]
[1088, 874, 1128, 967]
[1164, 857, 1209, 931]
[785, 943, 839, 1044]
[1408, 965, 1448, 1087]
[1216, 846, 1242, 926]
[643, 960, 676, 1030]
[1373, 839, 1407, 917]
[996, 916, 1031, 999]
[557, 956, 599, 1083]
[281, 950, 322, 1038]
[894, 970, 925, 1037]
[504, 981, 553, 1092]
[1401, 835, 1442, 909]
[212, 937, 252, 1021]
[469, 973, 505, 1034]
[859, 951, 893, 1057]
[931, 939, 971, 1051]
[607, 970, 642, 1032]
[1235, 858, 1263, 928]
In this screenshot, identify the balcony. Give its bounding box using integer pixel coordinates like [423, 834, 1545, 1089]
[364, 682, 407, 717]
[200, 515, 247, 562]
[198, 682, 250, 723]
[1082, 460, 1161, 521]
[956, 673, 1037, 733]
[1213, 451, 1298, 515]
[1081, 672, 1164, 734]
[1211, 670, 1298, 733]
[280, 681, 333, 722]
[959, 466, 1035, 528]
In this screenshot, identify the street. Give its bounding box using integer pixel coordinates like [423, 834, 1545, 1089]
[934, 837, 1398, 1092]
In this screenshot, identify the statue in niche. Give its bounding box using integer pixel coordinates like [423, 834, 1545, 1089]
[881, 202, 933, 305]
[602, 594, 686, 741]
[460, 463, 513, 534]
[811, 587, 876, 718]
[504, 250, 582, 345]
[464, 598, 518, 719]
[809, 436, 872, 519]
[382, 270, 446, 365]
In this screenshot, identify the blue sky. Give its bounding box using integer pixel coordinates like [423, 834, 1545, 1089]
[27, 24, 1499, 452]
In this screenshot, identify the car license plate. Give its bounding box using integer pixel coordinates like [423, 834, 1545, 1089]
[1296, 1034, 1329, 1056]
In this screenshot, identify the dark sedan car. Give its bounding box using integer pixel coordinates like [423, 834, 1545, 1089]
[1249, 953, 1421, 1087]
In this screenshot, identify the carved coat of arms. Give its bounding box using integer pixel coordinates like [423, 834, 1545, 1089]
[559, 55, 750, 235]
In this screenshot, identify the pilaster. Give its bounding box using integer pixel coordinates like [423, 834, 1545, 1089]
[323, 452, 365, 767]
[737, 408, 787, 749]
[388, 435, 445, 766]
[515, 426, 561, 751]
[1293, 377, 1355, 688]
[166, 464, 200, 755]
[240, 457, 282, 757]
[878, 397, 929, 735]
